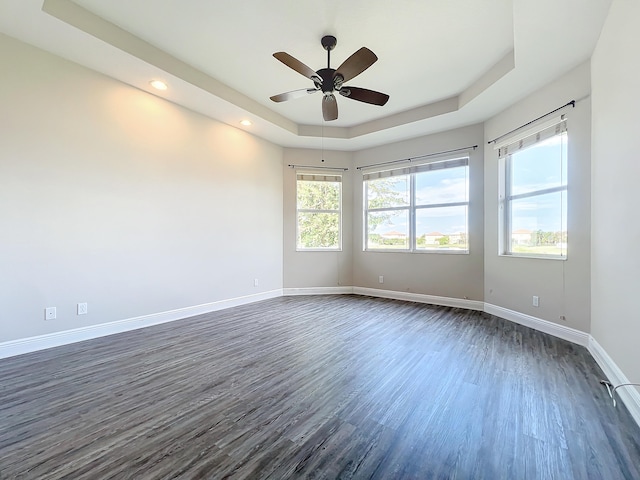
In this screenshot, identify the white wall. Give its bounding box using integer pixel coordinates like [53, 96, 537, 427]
[483, 62, 592, 333]
[352, 125, 485, 300]
[0, 34, 283, 343]
[283, 148, 353, 289]
[591, 0, 640, 383]
[5, 9, 636, 397]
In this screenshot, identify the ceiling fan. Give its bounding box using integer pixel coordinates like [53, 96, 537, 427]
[270, 35, 389, 121]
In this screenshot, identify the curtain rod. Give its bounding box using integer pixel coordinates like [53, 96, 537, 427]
[288, 164, 348, 171]
[356, 145, 478, 171]
[487, 100, 575, 145]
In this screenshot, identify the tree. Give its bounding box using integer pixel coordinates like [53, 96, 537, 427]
[366, 177, 407, 230]
[298, 212, 339, 248]
[297, 180, 340, 248]
[438, 235, 450, 246]
[296, 177, 409, 249]
[533, 230, 556, 246]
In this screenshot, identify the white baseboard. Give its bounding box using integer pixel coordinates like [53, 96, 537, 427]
[352, 287, 485, 311]
[588, 336, 640, 427]
[282, 286, 354, 296]
[483, 303, 590, 347]
[0, 289, 283, 360]
[3, 287, 638, 430]
[481, 304, 640, 428]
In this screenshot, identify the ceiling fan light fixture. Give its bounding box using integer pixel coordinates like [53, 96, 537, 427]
[149, 80, 168, 91]
[270, 36, 389, 121]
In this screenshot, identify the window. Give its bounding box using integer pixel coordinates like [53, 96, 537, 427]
[296, 173, 342, 250]
[363, 156, 469, 252]
[498, 118, 567, 258]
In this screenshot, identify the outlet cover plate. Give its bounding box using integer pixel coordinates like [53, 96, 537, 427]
[45, 307, 56, 320]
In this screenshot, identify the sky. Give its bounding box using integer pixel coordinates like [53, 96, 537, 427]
[367, 166, 468, 236]
[368, 134, 567, 237]
[509, 134, 568, 233]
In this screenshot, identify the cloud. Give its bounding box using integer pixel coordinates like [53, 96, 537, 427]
[415, 177, 467, 204]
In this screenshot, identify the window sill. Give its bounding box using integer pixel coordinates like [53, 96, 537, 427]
[499, 253, 567, 261]
[296, 248, 343, 252]
[364, 249, 469, 255]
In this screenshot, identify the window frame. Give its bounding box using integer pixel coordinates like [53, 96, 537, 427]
[295, 172, 343, 252]
[363, 156, 470, 254]
[498, 118, 568, 260]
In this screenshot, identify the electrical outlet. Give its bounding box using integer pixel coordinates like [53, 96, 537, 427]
[532, 296, 539, 307]
[254, 278, 259, 287]
[379, 275, 384, 284]
[45, 307, 56, 320]
[77, 303, 88, 315]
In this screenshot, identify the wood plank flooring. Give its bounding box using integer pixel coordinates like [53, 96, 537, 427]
[1, 295, 639, 479]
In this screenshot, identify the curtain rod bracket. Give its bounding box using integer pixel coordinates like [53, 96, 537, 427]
[488, 100, 575, 145]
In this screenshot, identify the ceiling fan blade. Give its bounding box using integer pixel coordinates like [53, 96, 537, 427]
[270, 88, 319, 103]
[339, 86, 389, 106]
[335, 47, 378, 83]
[273, 52, 322, 84]
[322, 93, 338, 121]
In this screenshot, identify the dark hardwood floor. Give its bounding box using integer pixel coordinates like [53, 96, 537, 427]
[1, 295, 639, 479]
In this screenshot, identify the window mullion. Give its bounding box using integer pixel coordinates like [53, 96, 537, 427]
[367, 206, 410, 213]
[508, 185, 567, 201]
[363, 181, 368, 250]
[410, 173, 416, 251]
[298, 208, 340, 214]
[505, 155, 512, 254]
[415, 201, 469, 210]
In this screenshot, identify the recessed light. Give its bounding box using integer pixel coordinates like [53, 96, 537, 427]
[240, 120, 252, 126]
[150, 80, 168, 91]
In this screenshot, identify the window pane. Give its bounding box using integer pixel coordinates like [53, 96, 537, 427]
[367, 210, 409, 249]
[416, 205, 468, 251]
[511, 133, 567, 196]
[510, 190, 567, 256]
[297, 181, 340, 210]
[415, 166, 468, 205]
[366, 176, 409, 209]
[297, 212, 340, 249]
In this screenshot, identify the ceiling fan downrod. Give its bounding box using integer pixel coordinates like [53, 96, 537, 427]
[321, 35, 337, 68]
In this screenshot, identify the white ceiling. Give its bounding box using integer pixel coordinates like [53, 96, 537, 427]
[0, 0, 611, 151]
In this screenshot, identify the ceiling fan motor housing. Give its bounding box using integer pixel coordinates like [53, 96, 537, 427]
[316, 68, 342, 93]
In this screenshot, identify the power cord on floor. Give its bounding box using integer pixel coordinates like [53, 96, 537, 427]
[600, 380, 640, 407]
